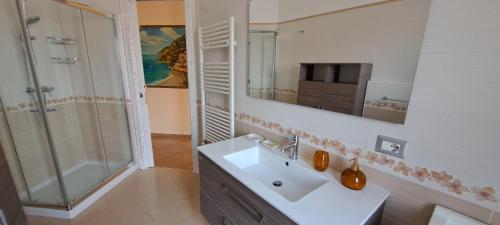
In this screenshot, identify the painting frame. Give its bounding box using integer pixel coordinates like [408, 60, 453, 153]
[140, 25, 188, 89]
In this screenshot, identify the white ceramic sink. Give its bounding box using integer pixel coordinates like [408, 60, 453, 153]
[428, 206, 487, 225]
[223, 146, 328, 202]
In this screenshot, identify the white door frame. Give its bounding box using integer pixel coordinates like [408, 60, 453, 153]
[117, 0, 201, 172]
[184, 0, 201, 173]
[116, 0, 154, 170]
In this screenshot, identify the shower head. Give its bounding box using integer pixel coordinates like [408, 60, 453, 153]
[26, 16, 40, 25]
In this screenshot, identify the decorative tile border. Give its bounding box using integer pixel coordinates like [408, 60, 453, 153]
[235, 112, 498, 205]
[2, 96, 132, 113]
[364, 100, 408, 112]
[249, 87, 298, 95]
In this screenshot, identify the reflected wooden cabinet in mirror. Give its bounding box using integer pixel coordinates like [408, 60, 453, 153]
[298, 63, 372, 116]
[247, 0, 431, 124]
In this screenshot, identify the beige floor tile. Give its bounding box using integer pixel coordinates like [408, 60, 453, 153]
[176, 214, 210, 225]
[27, 167, 208, 225]
[147, 195, 200, 225]
[26, 216, 69, 225]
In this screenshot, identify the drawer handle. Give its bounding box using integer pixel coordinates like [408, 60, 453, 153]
[222, 184, 265, 224]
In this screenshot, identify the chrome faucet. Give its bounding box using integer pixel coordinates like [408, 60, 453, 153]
[281, 135, 299, 160]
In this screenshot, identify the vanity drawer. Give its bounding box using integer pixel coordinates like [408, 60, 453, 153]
[200, 189, 238, 225]
[199, 153, 297, 225]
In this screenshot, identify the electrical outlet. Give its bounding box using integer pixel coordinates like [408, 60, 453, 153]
[375, 135, 407, 159]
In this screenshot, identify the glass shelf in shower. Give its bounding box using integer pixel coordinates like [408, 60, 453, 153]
[47, 36, 77, 45]
[50, 57, 79, 64]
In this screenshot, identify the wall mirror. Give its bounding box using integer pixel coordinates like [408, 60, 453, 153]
[247, 0, 431, 124]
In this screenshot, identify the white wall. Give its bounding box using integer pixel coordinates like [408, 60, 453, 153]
[249, 0, 391, 23]
[196, 0, 500, 215]
[137, 1, 185, 25]
[146, 88, 191, 134]
[249, 0, 279, 23]
[137, 0, 192, 135]
[278, 0, 390, 22]
[272, 0, 429, 101]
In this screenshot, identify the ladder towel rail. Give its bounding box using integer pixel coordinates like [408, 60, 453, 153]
[199, 17, 235, 143]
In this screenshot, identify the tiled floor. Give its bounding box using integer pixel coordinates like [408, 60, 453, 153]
[27, 168, 209, 225]
[152, 134, 193, 170]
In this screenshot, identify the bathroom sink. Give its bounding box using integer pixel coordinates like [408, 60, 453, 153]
[223, 146, 328, 202]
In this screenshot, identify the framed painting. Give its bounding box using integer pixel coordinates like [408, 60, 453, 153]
[140, 25, 188, 88]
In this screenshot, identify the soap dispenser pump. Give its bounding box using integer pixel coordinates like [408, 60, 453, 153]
[341, 157, 366, 190]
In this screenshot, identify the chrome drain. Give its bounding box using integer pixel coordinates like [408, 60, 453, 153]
[272, 180, 282, 187]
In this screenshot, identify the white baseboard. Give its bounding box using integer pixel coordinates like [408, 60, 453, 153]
[23, 164, 138, 219]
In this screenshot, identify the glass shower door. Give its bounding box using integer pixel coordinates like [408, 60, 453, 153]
[1, 0, 134, 207]
[22, 0, 111, 203]
[80, 11, 134, 174]
[248, 31, 277, 100]
[0, 0, 65, 205]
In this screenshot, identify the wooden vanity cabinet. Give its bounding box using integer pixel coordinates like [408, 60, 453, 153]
[199, 152, 385, 225]
[199, 153, 297, 225]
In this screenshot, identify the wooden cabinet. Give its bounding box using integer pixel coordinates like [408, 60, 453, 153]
[199, 153, 297, 225]
[298, 63, 372, 116]
[199, 152, 385, 225]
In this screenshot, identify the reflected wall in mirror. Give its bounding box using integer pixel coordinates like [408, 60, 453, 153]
[247, 0, 431, 124]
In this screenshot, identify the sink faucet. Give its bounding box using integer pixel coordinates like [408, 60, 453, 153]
[281, 135, 299, 160]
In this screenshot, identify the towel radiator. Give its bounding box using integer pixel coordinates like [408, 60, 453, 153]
[199, 17, 235, 143]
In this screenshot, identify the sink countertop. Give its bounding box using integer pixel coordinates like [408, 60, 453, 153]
[197, 136, 390, 225]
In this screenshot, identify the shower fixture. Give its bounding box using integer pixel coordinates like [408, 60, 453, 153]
[26, 16, 40, 25]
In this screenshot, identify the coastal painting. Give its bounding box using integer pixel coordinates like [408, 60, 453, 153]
[140, 25, 188, 88]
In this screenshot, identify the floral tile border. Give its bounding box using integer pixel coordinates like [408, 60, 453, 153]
[2, 96, 132, 113]
[235, 112, 498, 205]
[249, 87, 298, 95]
[364, 100, 408, 112]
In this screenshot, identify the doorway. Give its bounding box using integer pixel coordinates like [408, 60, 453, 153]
[136, 0, 193, 170]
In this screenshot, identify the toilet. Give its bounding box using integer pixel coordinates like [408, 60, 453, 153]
[428, 205, 487, 225]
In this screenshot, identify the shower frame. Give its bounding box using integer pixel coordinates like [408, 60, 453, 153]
[11, 0, 134, 210]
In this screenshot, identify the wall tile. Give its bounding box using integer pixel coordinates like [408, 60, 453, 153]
[99, 119, 121, 136]
[49, 120, 80, 143]
[6, 111, 35, 135]
[364, 166, 492, 225]
[46, 104, 72, 125]
[238, 122, 493, 225]
[76, 102, 99, 120]
[54, 136, 82, 159]
[11, 129, 42, 156]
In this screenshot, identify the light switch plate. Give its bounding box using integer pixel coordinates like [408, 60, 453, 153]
[375, 135, 407, 159]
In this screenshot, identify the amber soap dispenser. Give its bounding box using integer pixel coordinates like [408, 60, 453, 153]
[341, 157, 366, 190]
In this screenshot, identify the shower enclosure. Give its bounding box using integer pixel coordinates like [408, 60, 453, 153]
[248, 31, 277, 100]
[0, 0, 134, 209]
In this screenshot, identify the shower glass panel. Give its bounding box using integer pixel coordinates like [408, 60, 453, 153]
[0, 0, 65, 205]
[248, 31, 277, 100]
[25, 0, 110, 204]
[81, 11, 134, 174]
[0, 0, 134, 207]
